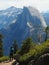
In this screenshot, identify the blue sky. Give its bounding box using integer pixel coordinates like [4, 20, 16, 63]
[0, 0, 49, 12]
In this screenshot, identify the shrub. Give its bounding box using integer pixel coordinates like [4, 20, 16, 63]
[20, 37, 35, 55]
[19, 39, 49, 62]
[0, 56, 9, 62]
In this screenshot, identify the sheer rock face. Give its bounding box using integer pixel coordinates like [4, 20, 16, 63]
[0, 6, 47, 55]
[42, 12, 49, 26]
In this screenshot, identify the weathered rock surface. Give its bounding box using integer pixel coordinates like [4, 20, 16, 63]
[35, 53, 49, 65]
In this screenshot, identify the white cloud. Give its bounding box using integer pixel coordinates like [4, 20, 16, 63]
[0, 0, 49, 12]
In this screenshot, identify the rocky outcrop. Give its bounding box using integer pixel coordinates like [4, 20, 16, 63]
[20, 53, 49, 65]
[27, 60, 35, 65]
[35, 53, 49, 65]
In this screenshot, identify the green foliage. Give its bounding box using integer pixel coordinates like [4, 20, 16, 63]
[30, 42, 36, 49]
[0, 34, 3, 57]
[13, 40, 18, 54]
[45, 26, 49, 41]
[0, 34, 3, 39]
[20, 37, 33, 55]
[45, 26, 49, 31]
[0, 56, 9, 62]
[13, 50, 20, 57]
[19, 39, 49, 62]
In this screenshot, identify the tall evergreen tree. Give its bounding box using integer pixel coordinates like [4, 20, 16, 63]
[45, 26, 49, 41]
[13, 40, 18, 54]
[0, 34, 3, 57]
[20, 37, 32, 55]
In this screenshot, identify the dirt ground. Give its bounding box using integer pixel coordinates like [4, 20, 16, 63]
[0, 60, 15, 65]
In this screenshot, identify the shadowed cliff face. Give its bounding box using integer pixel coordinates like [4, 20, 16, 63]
[42, 12, 49, 26]
[0, 6, 47, 55]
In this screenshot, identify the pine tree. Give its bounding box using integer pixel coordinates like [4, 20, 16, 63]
[20, 37, 32, 55]
[0, 34, 3, 57]
[13, 40, 18, 54]
[45, 26, 49, 41]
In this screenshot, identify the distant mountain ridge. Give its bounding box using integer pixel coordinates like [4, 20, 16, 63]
[0, 6, 22, 29]
[0, 6, 47, 55]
